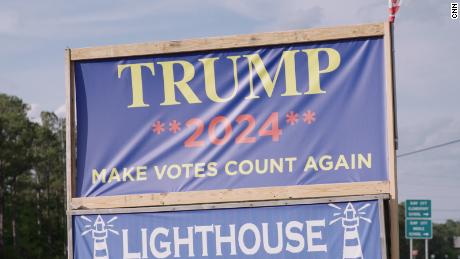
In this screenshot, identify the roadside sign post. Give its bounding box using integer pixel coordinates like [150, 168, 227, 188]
[410, 239, 413, 259]
[406, 200, 432, 259]
[426, 239, 429, 259]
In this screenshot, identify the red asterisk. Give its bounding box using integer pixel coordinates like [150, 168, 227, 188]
[152, 120, 165, 134]
[169, 120, 181, 134]
[286, 111, 299, 125]
[303, 110, 316, 124]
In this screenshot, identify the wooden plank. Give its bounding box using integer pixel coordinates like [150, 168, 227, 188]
[65, 49, 77, 203]
[65, 49, 75, 259]
[72, 181, 390, 210]
[384, 22, 399, 259]
[72, 194, 390, 215]
[384, 25, 398, 203]
[66, 213, 73, 259]
[70, 23, 384, 60]
[379, 199, 389, 259]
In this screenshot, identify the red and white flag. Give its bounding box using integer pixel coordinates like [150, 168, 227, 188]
[388, 0, 401, 22]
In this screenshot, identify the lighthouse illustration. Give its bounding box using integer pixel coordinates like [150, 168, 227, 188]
[80, 215, 119, 259]
[329, 202, 372, 259]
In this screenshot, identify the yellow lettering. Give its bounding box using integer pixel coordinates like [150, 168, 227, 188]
[244, 50, 300, 99]
[269, 158, 284, 173]
[225, 161, 238, 176]
[153, 165, 166, 180]
[255, 159, 268, 174]
[358, 153, 372, 169]
[239, 160, 253, 175]
[285, 157, 297, 172]
[167, 164, 181, 179]
[182, 163, 194, 178]
[207, 162, 218, 177]
[194, 162, 206, 178]
[117, 63, 155, 108]
[200, 56, 241, 103]
[303, 48, 340, 94]
[319, 155, 333, 171]
[351, 154, 355, 169]
[108, 168, 121, 183]
[92, 168, 107, 184]
[136, 166, 148, 181]
[158, 60, 201, 106]
[304, 157, 319, 172]
[123, 167, 135, 181]
[334, 155, 350, 170]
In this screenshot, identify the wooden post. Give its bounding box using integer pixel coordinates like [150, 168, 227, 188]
[65, 48, 76, 259]
[425, 239, 429, 259]
[410, 239, 413, 259]
[384, 21, 400, 259]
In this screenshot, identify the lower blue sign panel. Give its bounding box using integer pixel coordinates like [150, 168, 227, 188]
[73, 200, 383, 259]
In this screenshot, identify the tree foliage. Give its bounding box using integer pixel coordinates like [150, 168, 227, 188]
[0, 94, 65, 258]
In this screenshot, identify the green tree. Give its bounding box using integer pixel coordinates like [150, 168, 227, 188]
[32, 111, 66, 258]
[0, 94, 66, 258]
[0, 94, 34, 256]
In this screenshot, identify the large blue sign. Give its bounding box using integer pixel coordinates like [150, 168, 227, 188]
[75, 37, 388, 197]
[74, 200, 383, 259]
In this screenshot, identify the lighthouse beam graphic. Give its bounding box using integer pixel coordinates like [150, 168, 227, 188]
[81, 215, 119, 259]
[329, 202, 372, 259]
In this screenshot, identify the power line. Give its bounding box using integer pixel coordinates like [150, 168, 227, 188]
[397, 138, 460, 158]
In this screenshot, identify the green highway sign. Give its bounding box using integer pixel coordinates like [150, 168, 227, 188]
[405, 199, 432, 239]
[406, 199, 431, 218]
[405, 219, 433, 239]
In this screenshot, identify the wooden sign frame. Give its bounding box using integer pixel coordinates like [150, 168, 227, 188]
[66, 22, 399, 258]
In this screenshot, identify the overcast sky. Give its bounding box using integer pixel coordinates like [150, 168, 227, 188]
[0, 0, 458, 222]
